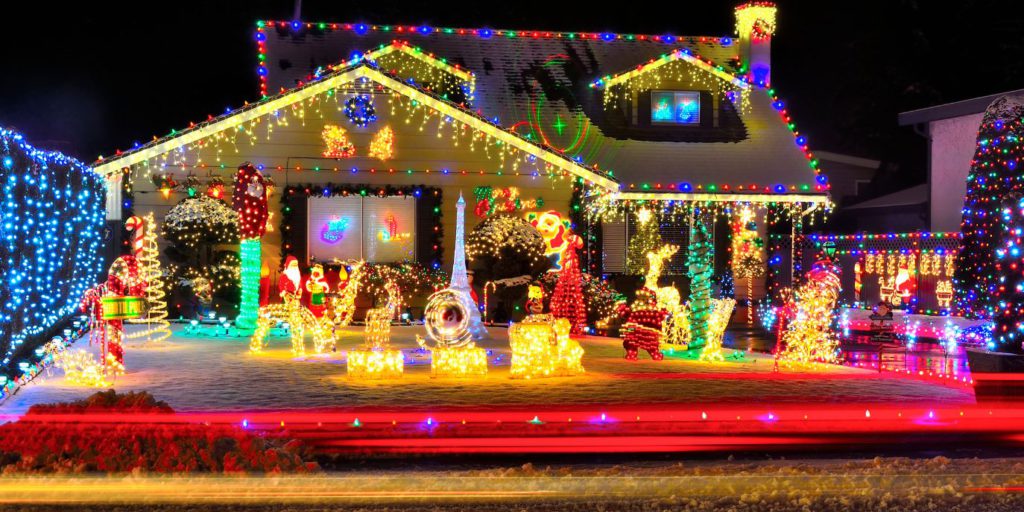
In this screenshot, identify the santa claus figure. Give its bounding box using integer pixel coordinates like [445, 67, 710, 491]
[305, 263, 328, 317]
[279, 256, 302, 300]
[617, 287, 668, 361]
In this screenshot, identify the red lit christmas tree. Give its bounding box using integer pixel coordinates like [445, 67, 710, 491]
[550, 235, 587, 335]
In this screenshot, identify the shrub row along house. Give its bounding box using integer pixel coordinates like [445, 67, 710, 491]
[91, 2, 829, 328]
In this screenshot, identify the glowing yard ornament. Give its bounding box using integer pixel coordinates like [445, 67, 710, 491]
[731, 208, 764, 326]
[509, 285, 584, 379]
[79, 255, 148, 379]
[526, 210, 579, 272]
[123, 213, 171, 343]
[348, 279, 404, 379]
[549, 236, 587, 335]
[42, 340, 110, 388]
[416, 289, 488, 378]
[250, 257, 332, 356]
[322, 124, 355, 158]
[368, 125, 395, 161]
[618, 287, 668, 361]
[646, 245, 690, 347]
[699, 298, 736, 362]
[233, 163, 269, 329]
[936, 280, 953, 309]
[450, 192, 487, 339]
[325, 259, 365, 333]
[776, 260, 842, 366]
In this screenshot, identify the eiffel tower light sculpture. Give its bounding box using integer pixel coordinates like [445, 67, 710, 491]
[450, 192, 488, 339]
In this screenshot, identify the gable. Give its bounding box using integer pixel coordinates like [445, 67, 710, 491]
[258, 22, 828, 200]
[93, 57, 617, 191]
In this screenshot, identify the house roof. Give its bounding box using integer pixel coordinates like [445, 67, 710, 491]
[844, 184, 926, 210]
[92, 49, 617, 190]
[898, 88, 1024, 126]
[257, 20, 829, 201]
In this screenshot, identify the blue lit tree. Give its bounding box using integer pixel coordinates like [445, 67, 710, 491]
[0, 129, 105, 382]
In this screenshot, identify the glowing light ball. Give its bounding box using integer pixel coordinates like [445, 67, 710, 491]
[417, 288, 488, 377]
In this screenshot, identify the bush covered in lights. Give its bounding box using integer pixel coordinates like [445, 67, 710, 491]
[162, 196, 241, 317]
[0, 129, 105, 385]
[954, 96, 1024, 352]
[467, 215, 550, 320]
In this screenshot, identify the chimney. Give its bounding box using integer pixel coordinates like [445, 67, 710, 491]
[734, 2, 777, 87]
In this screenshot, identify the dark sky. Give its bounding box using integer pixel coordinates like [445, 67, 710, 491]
[2, 0, 1022, 193]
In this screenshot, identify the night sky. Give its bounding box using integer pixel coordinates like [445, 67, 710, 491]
[2, 0, 1021, 196]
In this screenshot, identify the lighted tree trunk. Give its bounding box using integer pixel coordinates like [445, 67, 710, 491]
[687, 208, 713, 349]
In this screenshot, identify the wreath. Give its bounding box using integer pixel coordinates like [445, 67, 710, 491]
[344, 95, 377, 127]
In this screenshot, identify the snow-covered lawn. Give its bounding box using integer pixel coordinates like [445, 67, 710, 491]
[0, 324, 973, 413]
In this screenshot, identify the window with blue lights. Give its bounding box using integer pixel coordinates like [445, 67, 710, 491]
[651, 90, 701, 125]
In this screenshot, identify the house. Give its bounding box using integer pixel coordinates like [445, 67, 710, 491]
[898, 88, 1024, 233]
[92, 2, 828, 320]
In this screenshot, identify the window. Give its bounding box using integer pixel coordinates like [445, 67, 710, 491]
[307, 196, 416, 263]
[651, 90, 701, 125]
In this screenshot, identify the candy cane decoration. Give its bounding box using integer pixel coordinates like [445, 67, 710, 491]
[124, 215, 145, 260]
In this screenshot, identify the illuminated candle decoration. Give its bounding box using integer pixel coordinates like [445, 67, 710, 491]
[322, 124, 355, 158]
[368, 125, 395, 161]
[776, 260, 841, 365]
[348, 279, 403, 379]
[233, 163, 270, 329]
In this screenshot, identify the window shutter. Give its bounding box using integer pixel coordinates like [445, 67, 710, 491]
[602, 221, 626, 273]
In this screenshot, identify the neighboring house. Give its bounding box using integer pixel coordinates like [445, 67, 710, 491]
[92, 2, 827, 312]
[814, 151, 879, 208]
[837, 183, 928, 233]
[899, 88, 1024, 233]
